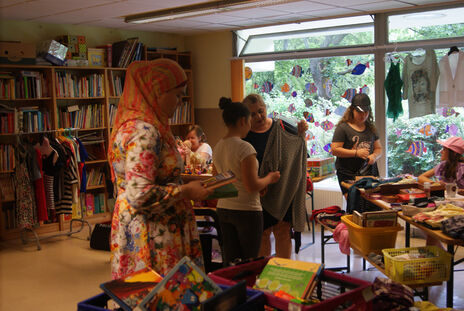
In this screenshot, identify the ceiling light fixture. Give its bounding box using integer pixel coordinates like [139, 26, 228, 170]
[125, 0, 292, 24]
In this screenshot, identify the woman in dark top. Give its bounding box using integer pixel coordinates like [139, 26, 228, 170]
[243, 93, 307, 259]
[332, 93, 382, 195]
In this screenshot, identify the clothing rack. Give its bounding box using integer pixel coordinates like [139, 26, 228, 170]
[15, 127, 92, 250]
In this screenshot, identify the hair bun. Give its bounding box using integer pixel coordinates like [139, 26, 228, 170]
[219, 97, 232, 110]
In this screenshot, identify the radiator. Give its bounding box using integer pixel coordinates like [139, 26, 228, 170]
[306, 181, 345, 213]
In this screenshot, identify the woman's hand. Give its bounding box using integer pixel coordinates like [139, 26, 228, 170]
[180, 180, 213, 201]
[367, 154, 376, 165]
[356, 148, 370, 160]
[267, 171, 281, 184]
[297, 120, 308, 137]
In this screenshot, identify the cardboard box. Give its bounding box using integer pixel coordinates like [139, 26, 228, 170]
[352, 210, 398, 227]
[0, 42, 36, 65]
[307, 157, 335, 178]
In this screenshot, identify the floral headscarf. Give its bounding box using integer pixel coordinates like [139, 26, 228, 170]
[108, 59, 188, 179]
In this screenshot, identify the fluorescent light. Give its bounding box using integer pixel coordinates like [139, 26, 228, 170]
[125, 0, 291, 24]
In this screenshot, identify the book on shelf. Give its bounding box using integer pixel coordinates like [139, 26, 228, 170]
[135, 256, 222, 311]
[100, 267, 163, 311]
[253, 257, 324, 300]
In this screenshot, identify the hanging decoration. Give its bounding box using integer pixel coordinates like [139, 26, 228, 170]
[417, 124, 436, 137]
[323, 143, 332, 154]
[305, 83, 317, 93]
[305, 130, 314, 141]
[281, 83, 290, 93]
[321, 120, 334, 131]
[315, 121, 320, 127]
[441, 108, 457, 117]
[291, 91, 298, 97]
[406, 141, 427, 157]
[291, 65, 304, 77]
[334, 106, 346, 116]
[304, 98, 313, 108]
[323, 78, 333, 98]
[288, 103, 296, 113]
[445, 124, 459, 136]
[346, 59, 352, 66]
[351, 62, 369, 75]
[262, 81, 273, 93]
[325, 109, 331, 116]
[253, 83, 259, 89]
[244, 66, 253, 80]
[395, 129, 402, 138]
[310, 143, 317, 156]
[303, 112, 314, 123]
[359, 84, 369, 94]
[341, 88, 356, 102]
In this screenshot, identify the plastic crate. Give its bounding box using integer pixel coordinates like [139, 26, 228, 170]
[341, 215, 403, 255]
[208, 257, 373, 311]
[77, 284, 265, 311]
[382, 246, 452, 285]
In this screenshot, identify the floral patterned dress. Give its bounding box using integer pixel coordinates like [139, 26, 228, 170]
[110, 119, 203, 279]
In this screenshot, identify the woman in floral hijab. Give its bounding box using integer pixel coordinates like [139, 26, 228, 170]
[109, 59, 211, 278]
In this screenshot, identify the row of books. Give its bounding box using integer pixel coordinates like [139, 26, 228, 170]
[58, 104, 103, 129]
[108, 71, 124, 96]
[84, 192, 106, 216]
[55, 72, 105, 98]
[0, 174, 14, 201]
[0, 145, 14, 171]
[112, 38, 144, 68]
[0, 70, 49, 99]
[78, 131, 107, 161]
[0, 105, 51, 134]
[99, 256, 323, 311]
[169, 101, 191, 124]
[86, 168, 104, 187]
[109, 103, 117, 128]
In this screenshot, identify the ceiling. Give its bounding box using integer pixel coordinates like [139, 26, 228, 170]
[0, 0, 460, 35]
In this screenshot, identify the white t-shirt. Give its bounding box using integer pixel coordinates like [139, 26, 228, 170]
[196, 142, 212, 162]
[213, 137, 261, 211]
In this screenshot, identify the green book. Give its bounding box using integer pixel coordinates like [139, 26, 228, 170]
[206, 183, 238, 199]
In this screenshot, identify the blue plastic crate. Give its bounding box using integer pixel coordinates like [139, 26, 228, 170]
[77, 284, 264, 311]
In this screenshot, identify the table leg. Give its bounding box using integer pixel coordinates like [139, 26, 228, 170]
[447, 244, 454, 308]
[405, 222, 410, 248]
[321, 224, 325, 265]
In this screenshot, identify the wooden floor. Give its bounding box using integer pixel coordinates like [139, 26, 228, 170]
[0, 221, 463, 310]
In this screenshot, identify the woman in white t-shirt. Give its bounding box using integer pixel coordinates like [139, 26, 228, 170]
[184, 125, 213, 163]
[213, 97, 280, 265]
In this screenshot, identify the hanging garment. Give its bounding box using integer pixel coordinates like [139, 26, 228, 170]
[33, 148, 48, 222]
[385, 62, 404, 121]
[436, 50, 464, 108]
[13, 144, 36, 229]
[402, 49, 439, 118]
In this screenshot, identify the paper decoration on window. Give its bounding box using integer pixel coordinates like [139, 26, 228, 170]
[323, 143, 332, 154]
[253, 83, 259, 89]
[395, 129, 402, 138]
[291, 91, 297, 97]
[303, 112, 314, 123]
[323, 78, 332, 98]
[359, 84, 369, 94]
[305, 130, 314, 141]
[268, 111, 278, 118]
[310, 143, 317, 155]
[262, 81, 273, 93]
[445, 124, 459, 136]
[321, 120, 334, 131]
[304, 98, 313, 107]
[281, 83, 290, 93]
[346, 59, 352, 66]
[325, 109, 331, 116]
[305, 83, 317, 93]
[351, 62, 369, 75]
[441, 108, 457, 117]
[406, 141, 426, 157]
[418, 124, 436, 137]
[341, 88, 356, 102]
[291, 65, 303, 77]
[334, 106, 346, 116]
[245, 66, 253, 80]
[288, 103, 296, 113]
[315, 121, 320, 127]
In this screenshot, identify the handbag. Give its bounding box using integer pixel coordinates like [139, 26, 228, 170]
[90, 221, 111, 251]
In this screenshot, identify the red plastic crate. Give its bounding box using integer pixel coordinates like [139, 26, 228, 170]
[209, 257, 373, 311]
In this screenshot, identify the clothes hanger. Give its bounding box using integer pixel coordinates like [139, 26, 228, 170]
[448, 46, 460, 56]
[411, 48, 426, 57]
